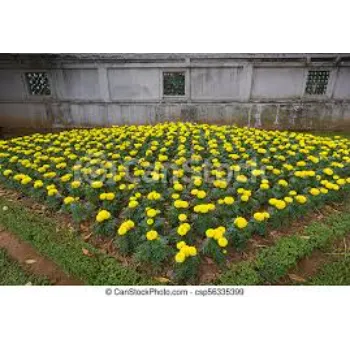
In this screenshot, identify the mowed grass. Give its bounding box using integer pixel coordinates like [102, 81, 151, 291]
[0, 248, 50, 285]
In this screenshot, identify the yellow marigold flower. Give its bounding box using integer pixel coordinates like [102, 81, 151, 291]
[172, 193, 180, 199]
[188, 246, 197, 256]
[174, 183, 184, 191]
[71, 181, 81, 189]
[177, 223, 191, 236]
[309, 188, 320, 196]
[193, 178, 202, 186]
[47, 189, 58, 197]
[34, 180, 44, 189]
[260, 183, 270, 190]
[197, 190, 206, 199]
[174, 200, 189, 209]
[3, 169, 13, 176]
[236, 175, 248, 183]
[289, 190, 297, 196]
[218, 237, 228, 247]
[278, 179, 288, 187]
[64, 196, 75, 205]
[275, 200, 287, 210]
[241, 195, 249, 202]
[223, 196, 235, 205]
[337, 179, 346, 186]
[96, 209, 111, 223]
[234, 217, 248, 229]
[175, 251, 186, 263]
[206, 228, 215, 238]
[147, 218, 154, 225]
[284, 196, 293, 203]
[176, 241, 186, 249]
[178, 214, 187, 222]
[146, 230, 158, 241]
[295, 195, 307, 204]
[253, 212, 266, 222]
[146, 208, 157, 218]
[323, 168, 334, 176]
[91, 181, 103, 189]
[128, 200, 139, 208]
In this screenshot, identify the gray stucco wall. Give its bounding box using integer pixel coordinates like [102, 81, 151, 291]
[0, 53, 350, 130]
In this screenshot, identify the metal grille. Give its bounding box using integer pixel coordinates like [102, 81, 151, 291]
[305, 70, 329, 95]
[163, 72, 185, 96]
[25, 72, 51, 96]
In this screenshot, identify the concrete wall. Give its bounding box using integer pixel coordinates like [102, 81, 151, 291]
[5, 47, 350, 55]
[0, 53, 350, 130]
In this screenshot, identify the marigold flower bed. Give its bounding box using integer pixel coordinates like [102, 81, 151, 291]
[0, 123, 349, 282]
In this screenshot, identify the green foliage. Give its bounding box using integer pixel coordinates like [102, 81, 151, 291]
[93, 219, 116, 236]
[134, 239, 172, 268]
[0, 197, 154, 285]
[174, 256, 200, 283]
[202, 238, 226, 266]
[0, 248, 50, 285]
[217, 261, 260, 285]
[217, 202, 350, 285]
[308, 257, 350, 285]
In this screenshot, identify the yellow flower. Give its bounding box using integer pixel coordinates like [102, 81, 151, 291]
[278, 179, 288, 187]
[197, 190, 206, 199]
[309, 188, 320, 196]
[64, 196, 75, 205]
[48, 189, 58, 197]
[34, 180, 44, 189]
[223, 196, 235, 205]
[96, 209, 111, 223]
[275, 200, 286, 210]
[174, 200, 189, 209]
[176, 241, 186, 249]
[71, 181, 81, 189]
[188, 246, 197, 256]
[178, 214, 187, 222]
[284, 196, 293, 203]
[323, 168, 334, 176]
[146, 230, 158, 241]
[253, 212, 266, 222]
[260, 183, 270, 190]
[206, 228, 215, 238]
[177, 223, 191, 236]
[269, 198, 278, 206]
[175, 251, 186, 263]
[218, 237, 228, 247]
[236, 175, 248, 183]
[91, 181, 103, 189]
[234, 217, 248, 229]
[147, 218, 154, 225]
[128, 200, 139, 208]
[149, 192, 161, 200]
[193, 178, 202, 186]
[174, 183, 184, 191]
[241, 195, 249, 202]
[295, 195, 307, 204]
[146, 208, 157, 218]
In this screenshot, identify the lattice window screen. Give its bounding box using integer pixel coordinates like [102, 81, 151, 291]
[305, 70, 330, 95]
[25, 72, 51, 96]
[163, 72, 185, 96]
